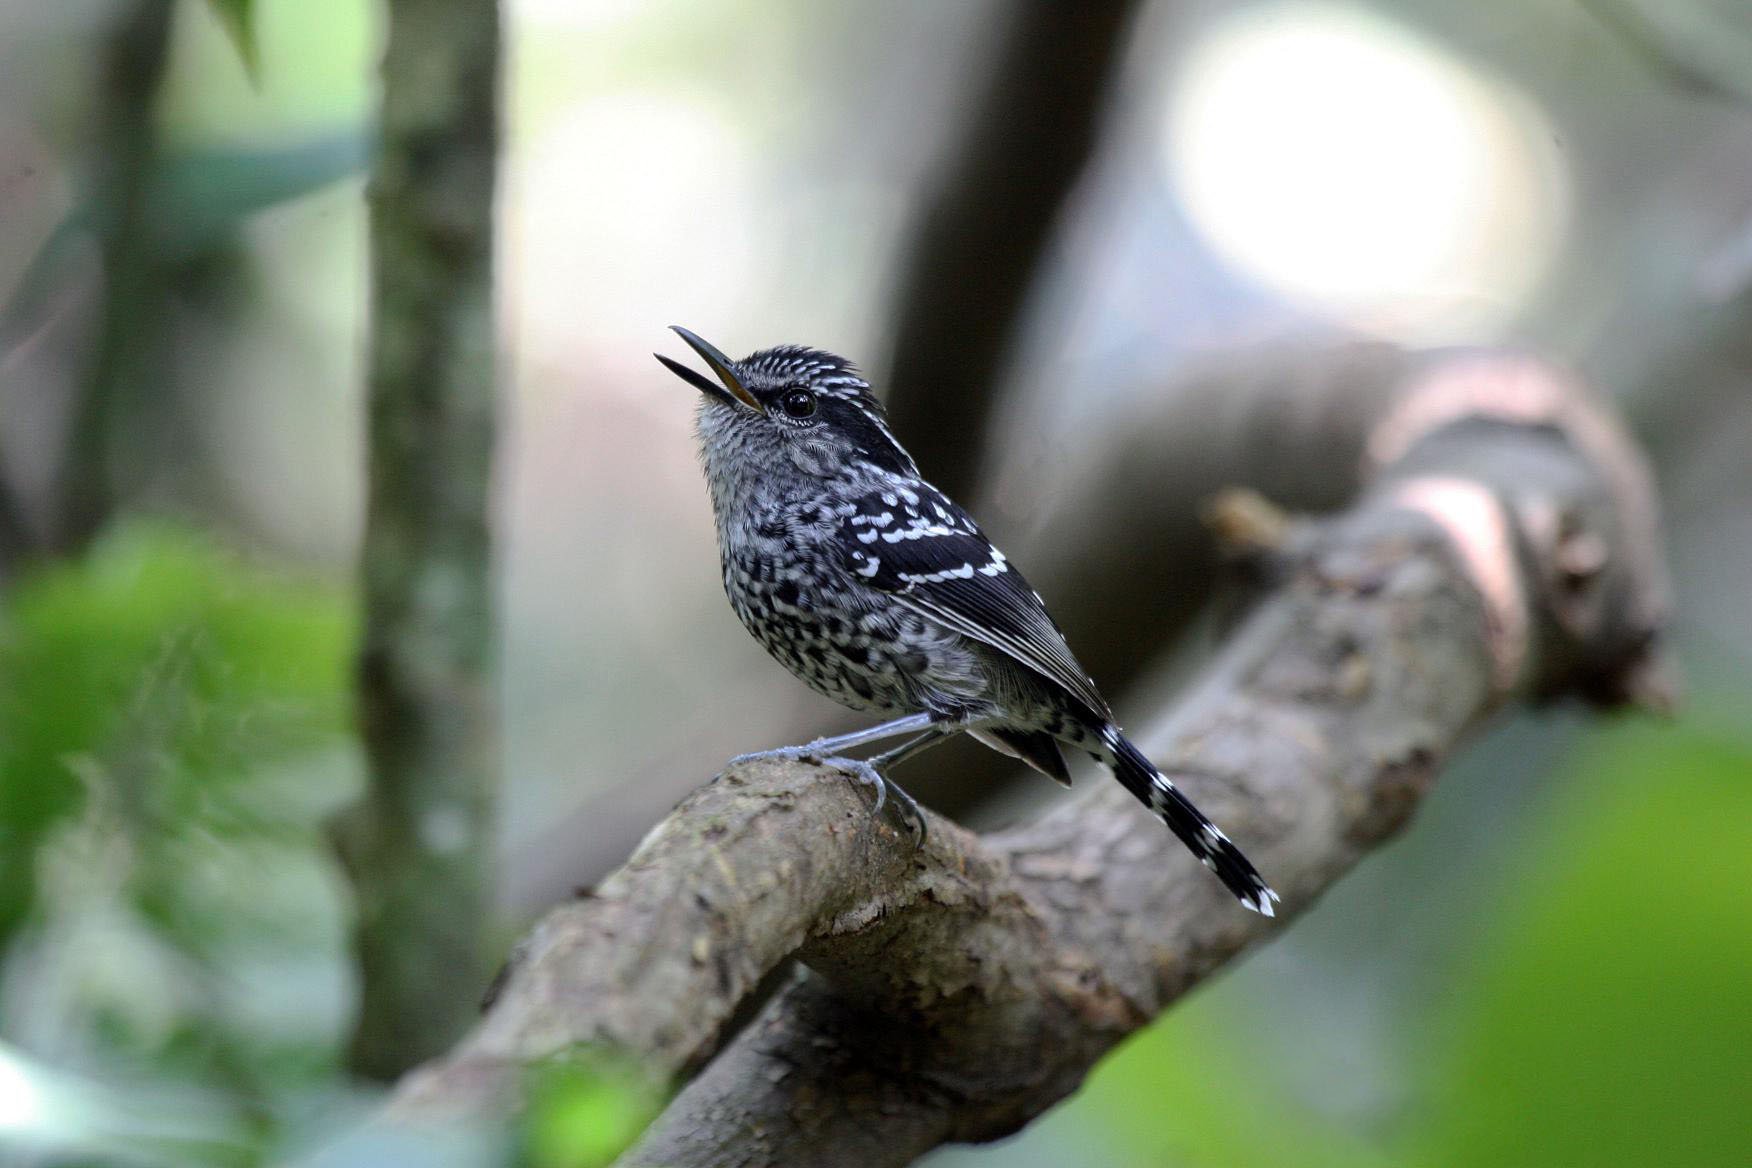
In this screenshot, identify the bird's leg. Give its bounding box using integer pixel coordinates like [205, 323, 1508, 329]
[726, 712, 936, 768]
[866, 724, 958, 769]
[728, 716, 968, 846]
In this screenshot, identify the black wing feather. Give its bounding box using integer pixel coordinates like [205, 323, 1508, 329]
[835, 483, 1111, 721]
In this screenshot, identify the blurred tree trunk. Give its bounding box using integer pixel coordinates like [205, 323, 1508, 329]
[51, 0, 175, 554]
[339, 0, 502, 1082]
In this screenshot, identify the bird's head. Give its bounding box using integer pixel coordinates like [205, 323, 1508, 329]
[657, 326, 917, 485]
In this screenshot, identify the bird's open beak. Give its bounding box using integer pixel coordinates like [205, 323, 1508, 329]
[655, 326, 763, 412]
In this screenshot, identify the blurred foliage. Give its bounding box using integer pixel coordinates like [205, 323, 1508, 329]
[0, 522, 360, 1161]
[1062, 717, 1752, 1168]
[1419, 722, 1750, 1168]
[518, 1054, 668, 1168]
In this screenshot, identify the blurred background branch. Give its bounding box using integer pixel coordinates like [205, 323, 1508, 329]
[335, 0, 503, 1083]
[52, 0, 175, 555]
[1579, 0, 1752, 105]
[880, 0, 1144, 499]
[0, 463, 34, 584]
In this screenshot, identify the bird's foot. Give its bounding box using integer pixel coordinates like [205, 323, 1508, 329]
[830, 755, 927, 849]
[725, 745, 926, 847]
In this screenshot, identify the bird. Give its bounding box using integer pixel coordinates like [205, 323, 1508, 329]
[656, 327, 1279, 915]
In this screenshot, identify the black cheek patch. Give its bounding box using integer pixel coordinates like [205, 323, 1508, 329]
[821, 399, 914, 476]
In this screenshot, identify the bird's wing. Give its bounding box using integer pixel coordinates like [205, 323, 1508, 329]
[835, 483, 1111, 721]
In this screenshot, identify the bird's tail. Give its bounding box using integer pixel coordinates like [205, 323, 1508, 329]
[1095, 725, 1280, 916]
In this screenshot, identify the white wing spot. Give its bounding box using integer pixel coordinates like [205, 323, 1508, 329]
[898, 562, 979, 585]
[880, 524, 959, 542]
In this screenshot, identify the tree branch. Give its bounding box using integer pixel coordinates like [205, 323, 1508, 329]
[337, 0, 503, 1082]
[384, 353, 1670, 1165]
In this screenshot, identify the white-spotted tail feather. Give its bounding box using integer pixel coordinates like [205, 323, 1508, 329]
[1099, 728, 1280, 916]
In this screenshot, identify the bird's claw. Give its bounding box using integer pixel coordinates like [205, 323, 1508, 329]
[828, 756, 927, 849]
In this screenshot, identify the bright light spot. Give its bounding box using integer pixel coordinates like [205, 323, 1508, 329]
[508, 91, 762, 378]
[0, 1045, 49, 1134]
[1165, 2, 1567, 343]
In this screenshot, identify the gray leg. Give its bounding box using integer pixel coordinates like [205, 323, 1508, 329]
[868, 725, 958, 770]
[802, 713, 937, 756]
[727, 712, 936, 768]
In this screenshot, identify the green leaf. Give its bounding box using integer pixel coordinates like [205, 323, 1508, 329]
[0, 520, 354, 949]
[203, 0, 261, 84]
[0, 521, 362, 1151]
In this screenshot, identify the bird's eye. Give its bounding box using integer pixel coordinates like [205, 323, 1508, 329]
[780, 390, 817, 419]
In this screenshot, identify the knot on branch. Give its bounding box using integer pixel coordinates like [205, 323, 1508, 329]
[1368, 352, 1673, 713]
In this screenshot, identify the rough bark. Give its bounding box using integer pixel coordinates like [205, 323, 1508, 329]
[339, 0, 502, 1082]
[380, 353, 1670, 1166]
[880, 0, 1144, 499]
